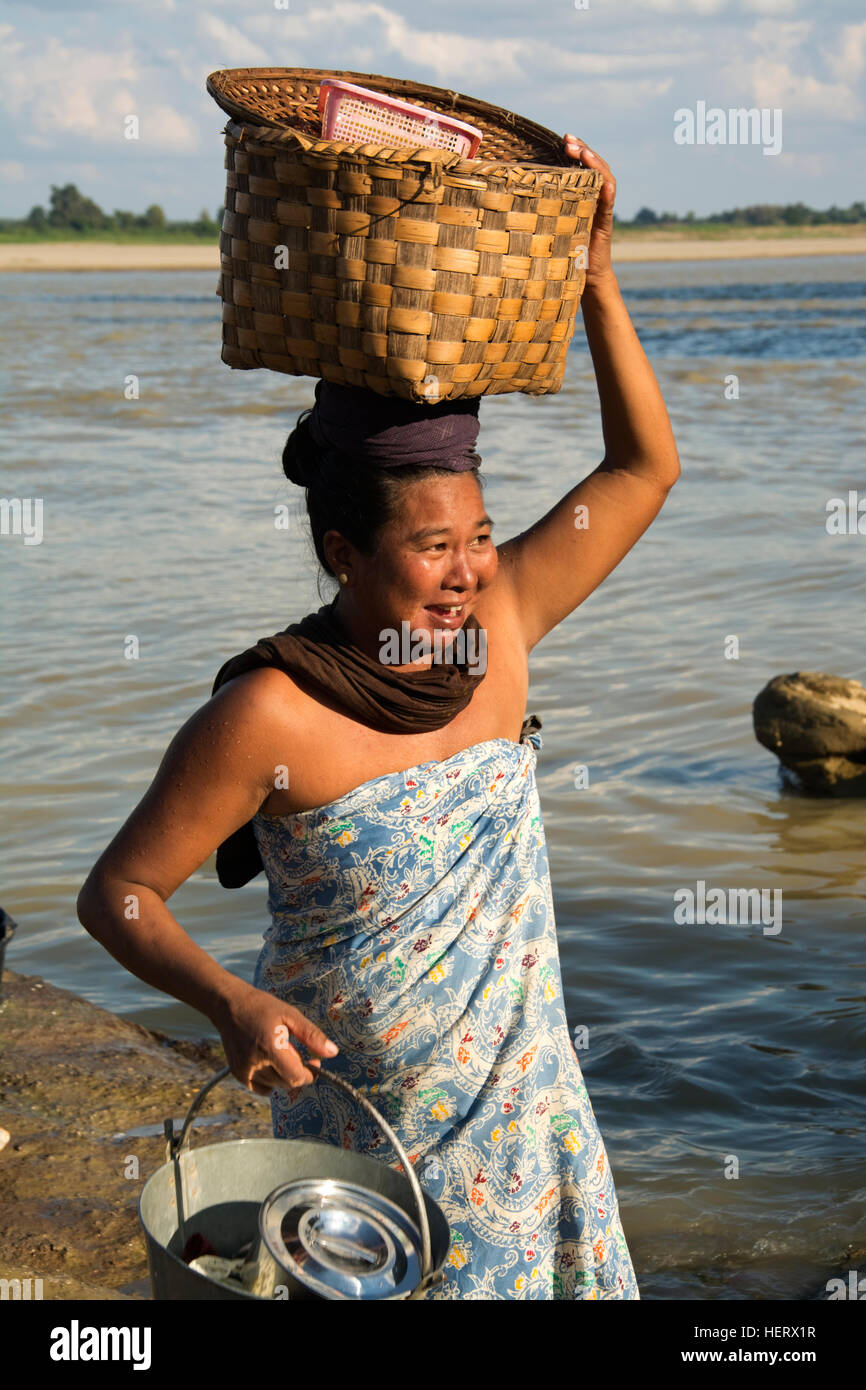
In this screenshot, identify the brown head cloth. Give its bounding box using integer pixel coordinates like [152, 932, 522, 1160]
[307, 378, 482, 470]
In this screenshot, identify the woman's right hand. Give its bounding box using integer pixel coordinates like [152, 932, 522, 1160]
[214, 981, 339, 1096]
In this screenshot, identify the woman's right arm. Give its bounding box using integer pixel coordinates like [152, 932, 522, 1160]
[495, 141, 681, 652]
[75, 668, 339, 1095]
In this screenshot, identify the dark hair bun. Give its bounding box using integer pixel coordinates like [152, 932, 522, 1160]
[282, 410, 319, 488]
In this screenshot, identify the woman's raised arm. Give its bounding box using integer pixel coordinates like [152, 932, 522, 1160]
[497, 139, 681, 650]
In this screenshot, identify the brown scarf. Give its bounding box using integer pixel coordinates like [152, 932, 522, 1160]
[211, 597, 488, 887]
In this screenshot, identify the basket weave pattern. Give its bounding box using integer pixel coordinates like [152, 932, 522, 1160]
[209, 69, 603, 402]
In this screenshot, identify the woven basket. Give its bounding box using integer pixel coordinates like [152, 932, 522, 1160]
[207, 68, 603, 402]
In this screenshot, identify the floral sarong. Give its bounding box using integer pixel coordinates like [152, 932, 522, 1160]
[252, 722, 639, 1300]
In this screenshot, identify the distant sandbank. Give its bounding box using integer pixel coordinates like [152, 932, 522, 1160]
[614, 233, 866, 263]
[0, 243, 221, 273]
[0, 234, 864, 273]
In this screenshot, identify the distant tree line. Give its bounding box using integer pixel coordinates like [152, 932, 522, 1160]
[617, 200, 866, 227]
[0, 184, 223, 235]
[2, 183, 864, 235]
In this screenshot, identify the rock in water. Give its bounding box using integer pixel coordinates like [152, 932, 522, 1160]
[753, 672, 866, 795]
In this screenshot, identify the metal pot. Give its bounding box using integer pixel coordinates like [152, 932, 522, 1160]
[139, 1066, 450, 1300]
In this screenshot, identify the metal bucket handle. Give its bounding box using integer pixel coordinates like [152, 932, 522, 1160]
[165, 1064, 435, 1298]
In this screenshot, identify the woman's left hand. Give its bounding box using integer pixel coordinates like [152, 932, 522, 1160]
[563, 134, 617, 291]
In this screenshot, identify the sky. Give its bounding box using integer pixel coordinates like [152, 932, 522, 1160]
[1, 0, 864, 221]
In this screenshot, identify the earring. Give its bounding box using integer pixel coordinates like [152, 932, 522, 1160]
[338, 572, 348, 585]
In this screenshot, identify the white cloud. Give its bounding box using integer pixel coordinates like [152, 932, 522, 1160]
[826, 20, 866, 85]
[631, 0, 801, 11]
[772, 152, 831, 176]
[196, 15, 271, 68]
[541, 73, 676, 115]
[538, 52, 687, 77]
[2, 33, 137, 138]
[140, 104, 200, 150]
[0, 30, 199, 151]
[275, 3, 528, 82]
[738, 59, 830, 113]
[241, 1, 693, 86]
[160, 46, 209, 88]
[0, 160, 27, 181]
[718, 18, 863, 119]
[747, 18, 813, 57]
[578, 75, 676, 109]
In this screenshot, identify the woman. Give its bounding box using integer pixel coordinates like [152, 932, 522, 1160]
[77, 138, 679, 1299]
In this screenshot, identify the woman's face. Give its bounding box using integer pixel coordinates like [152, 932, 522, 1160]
[326, 472, 498, 662]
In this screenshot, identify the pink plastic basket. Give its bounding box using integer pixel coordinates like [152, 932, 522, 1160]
[317, 78, 483, 157]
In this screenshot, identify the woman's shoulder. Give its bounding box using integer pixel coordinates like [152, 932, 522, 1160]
[210, 665, 306, 727]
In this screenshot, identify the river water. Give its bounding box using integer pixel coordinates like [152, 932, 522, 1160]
[2, 255, 864, 1300]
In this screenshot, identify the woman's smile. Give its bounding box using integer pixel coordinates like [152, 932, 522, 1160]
[422, 599, 471, 628]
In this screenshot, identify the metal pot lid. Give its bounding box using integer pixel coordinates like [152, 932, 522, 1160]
[260, 1178, 424, 1300]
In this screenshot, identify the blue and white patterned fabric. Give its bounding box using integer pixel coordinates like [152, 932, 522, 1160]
[252, 720, 639, 1300]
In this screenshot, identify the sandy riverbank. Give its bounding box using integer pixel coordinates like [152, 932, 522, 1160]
[0, 968, 271, 1299]
[0, 234, 864, 273]
[0, 244, 221, 273]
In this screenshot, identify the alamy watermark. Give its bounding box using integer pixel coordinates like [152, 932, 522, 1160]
[1, 497, 43, 545]
[1, 1277, 43, 1300]
[674, 102, 782, 157]
[379, 621, 487, 676]
[674, 879, 782, 935]
[826, 490, 866, 535]
[49, 1322, 151, 1369]
[826, 1269, 866, 1299]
